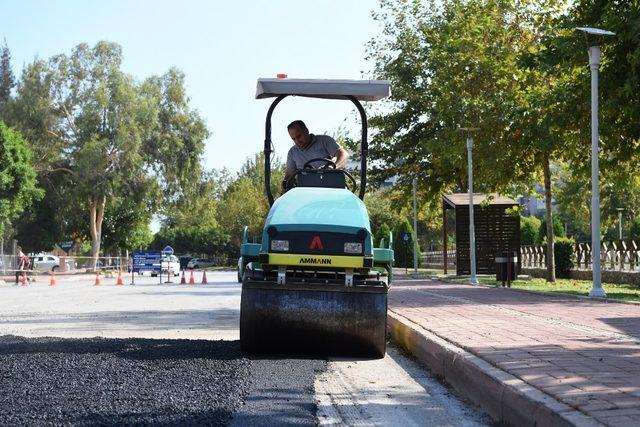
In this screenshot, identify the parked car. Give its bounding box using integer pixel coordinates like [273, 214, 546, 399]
[179, 255, 194, 270]
[186, 258, 215, 269]
[151, 255, 180, 277]
[31, 254, 73, 272]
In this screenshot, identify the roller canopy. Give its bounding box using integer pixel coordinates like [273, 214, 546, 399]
[256, 78, 390, 101]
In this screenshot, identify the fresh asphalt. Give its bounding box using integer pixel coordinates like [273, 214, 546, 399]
[0, 272, 490, 426]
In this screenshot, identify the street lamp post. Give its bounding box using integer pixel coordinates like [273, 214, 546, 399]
[576, 27, 615, 298]
[413, 177, 418, 274]
[460, 127, 480, 285]
[617, 208, 624, 240]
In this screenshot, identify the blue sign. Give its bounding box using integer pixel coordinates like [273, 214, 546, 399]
[132, 250, 162, 273]
[162, 246, 174, 256]
[401, 232, 411, 244]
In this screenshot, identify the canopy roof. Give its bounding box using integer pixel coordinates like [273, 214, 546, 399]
[443, 193, 518, 208]
[256, 78, 390, 101]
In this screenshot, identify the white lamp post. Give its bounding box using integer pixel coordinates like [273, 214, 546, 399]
[576, 27, 614, 298]
[413, 177, 419, 274]
[617, 208, 624, 240]
[460, 127, 480, 285]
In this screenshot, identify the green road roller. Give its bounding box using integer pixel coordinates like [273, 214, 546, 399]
[239, 78, 394, 358]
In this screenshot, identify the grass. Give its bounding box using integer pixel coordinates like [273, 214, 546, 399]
[400, 268, 640, 303]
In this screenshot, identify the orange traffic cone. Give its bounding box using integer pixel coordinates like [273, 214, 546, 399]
[94, 271, 101, 286]
[49, 271, 56, 287]
[116, 270, 123, 286]
[201, 270, 208, 285]
[180, 271, 186, 284]
[21, 272, 27, 286]
[189, 270, 195, 285]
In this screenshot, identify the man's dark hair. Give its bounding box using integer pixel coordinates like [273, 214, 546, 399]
[287, 120, 307, 131]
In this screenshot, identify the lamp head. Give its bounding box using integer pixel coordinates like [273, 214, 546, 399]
[575, 27, 615, 46]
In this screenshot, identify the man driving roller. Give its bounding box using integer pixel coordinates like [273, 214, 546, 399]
[283, 120, 349, 189]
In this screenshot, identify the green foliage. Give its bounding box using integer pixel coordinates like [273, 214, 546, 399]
[365, 189, 401, 234]
[373, 223, 391, 248]
[393, 218, 420, 268]
[630, 217, 640, 240]
[0, 122, 42, 237]
[6, 42, 207, 256]
[554, 237, 575, 279]
[0, 41, 14, 120]
[538, 216, 565, 244]
[520, 215, 541, 246]
[151, 225, 230, 257]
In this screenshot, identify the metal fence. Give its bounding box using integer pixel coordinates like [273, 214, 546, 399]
[522, 240, 640, 271]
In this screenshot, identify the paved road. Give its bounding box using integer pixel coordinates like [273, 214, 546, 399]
[0, 272, 490, 426]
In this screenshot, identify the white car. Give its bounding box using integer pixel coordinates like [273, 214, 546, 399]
[152, 255, 180, 277]
[32, 255, 73, 272]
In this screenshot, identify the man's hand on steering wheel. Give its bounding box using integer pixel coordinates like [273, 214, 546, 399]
[303, 158, 336, 170]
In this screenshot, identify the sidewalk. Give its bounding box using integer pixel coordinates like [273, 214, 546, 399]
[388, 274, 640, 426]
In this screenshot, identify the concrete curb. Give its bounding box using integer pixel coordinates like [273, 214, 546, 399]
[387, 311, 602, 427]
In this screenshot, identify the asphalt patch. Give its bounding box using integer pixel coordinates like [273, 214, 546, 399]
[229, 356, 326, 426]
[0, 336, 251, 426]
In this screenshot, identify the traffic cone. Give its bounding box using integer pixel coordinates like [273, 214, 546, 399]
[49, 271, 56, 287]
[180, 271, 186, 284]
[201, 270, 208, 285]
[188, 270, 195, 285]
[116, 270, 123, 286]
[94, 271, 101, 286]
[21, 272, 27, 286]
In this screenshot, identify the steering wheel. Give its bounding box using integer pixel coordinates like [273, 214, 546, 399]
[303, 158, 336, 170]
[284, 166, 358, 193]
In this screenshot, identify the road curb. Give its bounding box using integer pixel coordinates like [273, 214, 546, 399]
[387, 311, 602, 427]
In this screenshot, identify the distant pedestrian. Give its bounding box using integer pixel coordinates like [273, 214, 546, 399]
[15, 246, 30, 284]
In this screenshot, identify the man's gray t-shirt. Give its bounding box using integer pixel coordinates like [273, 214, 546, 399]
[286, 134, 340, 170]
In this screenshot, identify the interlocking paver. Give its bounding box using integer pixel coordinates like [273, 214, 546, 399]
[389, 277, 640, 426]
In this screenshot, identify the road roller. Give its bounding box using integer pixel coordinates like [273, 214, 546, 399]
[239, 78, 393, 358]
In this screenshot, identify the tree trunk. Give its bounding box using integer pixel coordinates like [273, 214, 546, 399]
[543, 153, 556, 282]
[88, 195, 106, 270]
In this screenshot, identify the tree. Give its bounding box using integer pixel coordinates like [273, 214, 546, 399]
[520, 216, 541, 246]
[368, 0, 571, 281]
[373, 223, 391, 248]
[9, 42, 207, 266]
[393, 218, 419, 268]
[537, 216, 564, 244]
[0, 40, 14, 108]
[0, 122, 42, 238]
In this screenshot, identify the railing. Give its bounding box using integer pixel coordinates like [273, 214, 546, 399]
[421, 249, 456, 271]
[522, 240, 640, 272]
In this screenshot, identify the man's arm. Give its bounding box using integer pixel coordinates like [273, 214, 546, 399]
[334, 148, 349, 169]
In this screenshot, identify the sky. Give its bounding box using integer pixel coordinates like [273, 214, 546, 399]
[2, 0, 382, 174]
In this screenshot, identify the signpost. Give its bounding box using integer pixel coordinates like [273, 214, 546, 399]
[132, 250, 162, 285]
[401, 232, 411, 274]
[161, 246, 174, 283]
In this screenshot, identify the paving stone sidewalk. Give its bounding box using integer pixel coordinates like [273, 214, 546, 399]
[389, 277, 640, 426]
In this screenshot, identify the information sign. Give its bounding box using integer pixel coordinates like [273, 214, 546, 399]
[132, 250, 162, 273]
[401, 232, 411, 244]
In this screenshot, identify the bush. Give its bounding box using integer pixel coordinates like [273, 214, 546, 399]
[630, 216, 640, 240]
[538, 216, 565, 243]
[393, 219, 420, 268]
[554, 237, 575, 278]
[373, 223, 391, 248]
[520, 216, 541, 245]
